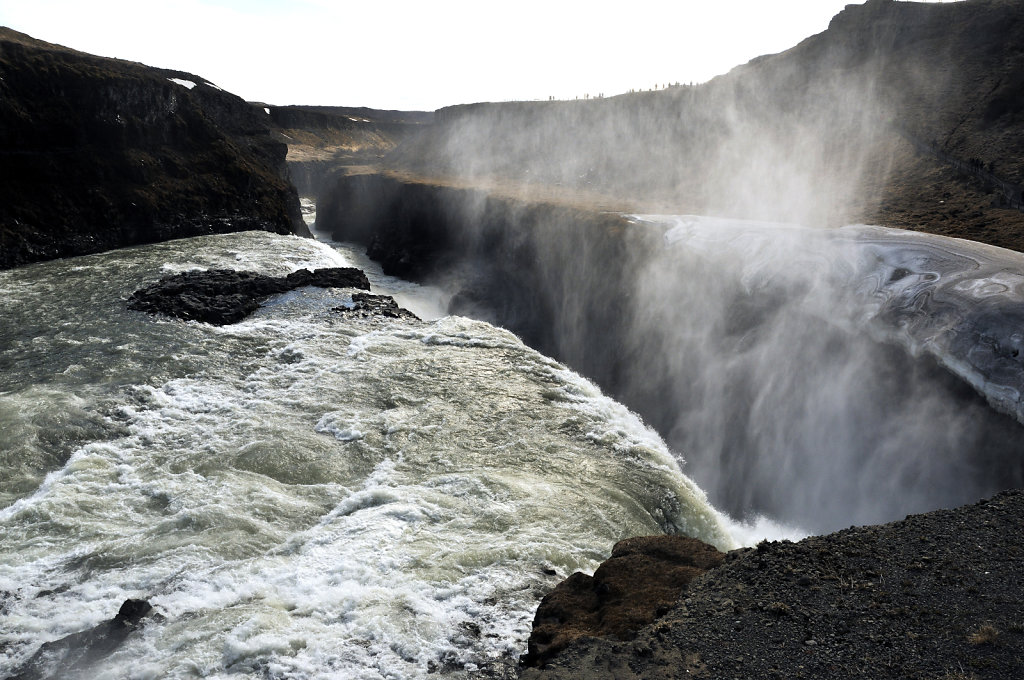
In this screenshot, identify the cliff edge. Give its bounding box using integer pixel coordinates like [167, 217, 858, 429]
[0, 28, 306, 270]
[268, 104, 432, 199]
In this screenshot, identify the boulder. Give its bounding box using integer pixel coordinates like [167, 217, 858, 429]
[11, 598, 154, 680]
[333, 292, 420, 320]
[523, 535, 724, 667]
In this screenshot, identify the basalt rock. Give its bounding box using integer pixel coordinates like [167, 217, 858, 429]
[0, 28, 307, 270]
[332, 292, 420, 320]
[11, 598, 154, 680]
[522, 535, 725, 668]
[128, 267, 370, 324]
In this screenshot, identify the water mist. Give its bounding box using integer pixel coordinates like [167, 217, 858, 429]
[320, 0, 1024, 535]
[622, 216, 1024, 532]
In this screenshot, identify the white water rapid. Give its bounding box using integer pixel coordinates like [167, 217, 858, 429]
[0, 229, 735, 679]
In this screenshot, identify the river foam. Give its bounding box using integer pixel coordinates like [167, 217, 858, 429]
[0, 231, 733, 679]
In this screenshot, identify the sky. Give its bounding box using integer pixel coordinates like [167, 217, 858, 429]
[0, 0, 962, 111]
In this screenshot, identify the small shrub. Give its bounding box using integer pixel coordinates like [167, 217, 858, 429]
[967, 624, 1000, 646]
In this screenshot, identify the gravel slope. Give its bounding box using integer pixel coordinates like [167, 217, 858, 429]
[522, 490, 1024, 679]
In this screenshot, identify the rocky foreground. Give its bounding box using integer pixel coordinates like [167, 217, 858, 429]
[521, 490, 1024, 679]
[13, 490, 1019, 679]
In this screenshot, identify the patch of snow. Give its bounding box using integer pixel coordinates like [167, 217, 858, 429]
[203, 81, 224, 92]
[168, 78, 196, 90]
[264, 107, 271, 115]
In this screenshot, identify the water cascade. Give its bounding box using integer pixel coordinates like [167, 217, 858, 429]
[621, 216, 1024, 531]
[0, 231, 734, 679]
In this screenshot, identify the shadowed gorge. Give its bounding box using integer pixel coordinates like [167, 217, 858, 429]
[318, 173, 1024, 532]
[270, 105, 432, 199]
[317, 0, 1024, 533]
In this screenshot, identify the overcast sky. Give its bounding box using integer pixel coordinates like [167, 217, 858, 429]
[0, 1, 961, 111]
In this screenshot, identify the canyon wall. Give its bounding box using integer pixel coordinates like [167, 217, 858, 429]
[0, 28, 306, 270]
[317, 171, 659, 384]
[317, 171, 1024, 531]
[386, 0, 1024, 250]
[270, 105, 433, 199]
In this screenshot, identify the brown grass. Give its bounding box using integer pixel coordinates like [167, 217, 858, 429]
[967, 624, 1000, 646]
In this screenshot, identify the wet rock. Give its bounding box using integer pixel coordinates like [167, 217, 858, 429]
[10, 599, 154, 680]
[522, 535, 724, 667]
[332, 292, 419, 320]
[128, 267, 370, 324]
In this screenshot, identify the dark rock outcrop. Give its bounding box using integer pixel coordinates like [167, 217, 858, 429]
[522, 491, 1024, 679]
[0, 28, 307, 270]
[522, 536, 724, 668]
[333, 292, 419, 320]
[128, 267, 370, 324]
[11, 598, 154, 680]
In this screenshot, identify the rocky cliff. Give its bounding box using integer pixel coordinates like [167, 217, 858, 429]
[268, 105, 432, 199]
[384, 0, 1024, 249]
[0, 28, 306, 270]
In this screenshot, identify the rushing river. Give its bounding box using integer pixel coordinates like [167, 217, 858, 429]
[6, 204, 1023, 678]
[0, 229, 737, 679]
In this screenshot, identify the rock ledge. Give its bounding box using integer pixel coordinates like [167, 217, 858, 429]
[128, 267, 370, 324]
